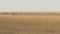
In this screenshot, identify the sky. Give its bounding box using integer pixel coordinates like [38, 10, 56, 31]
[0, 0, 60, 12]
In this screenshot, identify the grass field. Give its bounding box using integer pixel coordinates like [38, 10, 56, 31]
[0, 14, 60, 34]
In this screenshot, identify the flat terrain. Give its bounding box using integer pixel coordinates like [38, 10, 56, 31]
[0, 15, 60, 34]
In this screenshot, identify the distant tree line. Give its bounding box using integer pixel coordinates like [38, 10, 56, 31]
[0, 12, 60, 15]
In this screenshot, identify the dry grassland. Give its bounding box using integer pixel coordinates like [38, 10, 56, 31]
[0, 12, 60, 34]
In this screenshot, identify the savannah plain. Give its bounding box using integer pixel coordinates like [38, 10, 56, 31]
[0, 12, 60, 34]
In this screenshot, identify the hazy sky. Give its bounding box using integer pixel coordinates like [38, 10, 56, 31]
[0, 0, 60, 12]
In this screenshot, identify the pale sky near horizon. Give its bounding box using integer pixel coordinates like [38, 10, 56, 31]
[0, 0, 60, 12]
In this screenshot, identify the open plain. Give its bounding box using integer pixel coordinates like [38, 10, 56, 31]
[0, 12, 60, 34]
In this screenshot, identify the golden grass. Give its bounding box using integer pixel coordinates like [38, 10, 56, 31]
[0, 13, 60, 34]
